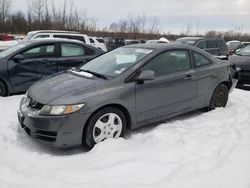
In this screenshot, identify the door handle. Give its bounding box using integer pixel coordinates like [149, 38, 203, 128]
[184, 75, 193, 81]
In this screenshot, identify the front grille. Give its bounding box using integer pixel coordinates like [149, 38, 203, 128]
[34, 130, 57, 142]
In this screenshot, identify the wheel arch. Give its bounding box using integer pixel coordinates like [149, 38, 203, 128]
[0, 77, 9, 96]
[219, 80, 232, 91]
[83, 103, 133, 135]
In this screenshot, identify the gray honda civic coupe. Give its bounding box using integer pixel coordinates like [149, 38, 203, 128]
[18, 43, 238, 149]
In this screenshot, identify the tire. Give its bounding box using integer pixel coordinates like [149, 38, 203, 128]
[0, 81, 7, 97]
[82, 107, 127, 149]
[208, 84, 229, 111]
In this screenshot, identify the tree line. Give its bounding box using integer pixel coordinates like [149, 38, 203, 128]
[0, 0, 250, 41]
[0, 0, 162, 39]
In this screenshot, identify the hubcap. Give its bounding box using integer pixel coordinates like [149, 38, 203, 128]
[93, 113, 122, 143]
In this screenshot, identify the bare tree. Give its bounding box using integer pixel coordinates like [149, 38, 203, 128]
[0, 0, 11, 31]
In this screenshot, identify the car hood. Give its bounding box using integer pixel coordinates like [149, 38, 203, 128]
[229, 55, 250, 70]
[28, 72, 106, 105]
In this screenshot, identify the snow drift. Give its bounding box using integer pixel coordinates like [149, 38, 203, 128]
[0, 89, 250, 188]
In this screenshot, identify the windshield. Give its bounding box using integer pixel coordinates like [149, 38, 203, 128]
[0, 42, 30, 58]
[235, 46, 250, 56]
[96, 38, 104, 43]
[79, 47, 154, 77]
[23, 33, 34, 41]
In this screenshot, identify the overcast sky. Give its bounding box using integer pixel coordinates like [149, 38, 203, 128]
[11, 0, 250, 34]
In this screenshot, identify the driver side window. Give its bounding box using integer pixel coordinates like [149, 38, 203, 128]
[22, 44, 56, 59]
[142, 50, 191, 76]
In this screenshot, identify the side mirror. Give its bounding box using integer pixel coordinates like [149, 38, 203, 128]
[13, 54, 24, 62]
[137, 70, 155, 81]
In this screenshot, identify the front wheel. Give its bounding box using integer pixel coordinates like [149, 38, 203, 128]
[83, 107, 127, 149]
[208, 84, 229, 110]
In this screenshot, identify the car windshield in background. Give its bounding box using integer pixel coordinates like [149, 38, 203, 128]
[79, 47, 154, 77]
[96, 38, 104, 43]
[0, 42, 30, 58]
[22, 33, 35, 41]
[176, 39, 197, 46]
[235, 46, 250, 56]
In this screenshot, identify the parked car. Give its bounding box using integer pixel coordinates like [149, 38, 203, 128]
[0, 38, 103, 96]
[0, 33, 18, 51]
[18, 43, 237, 149]
[89, 36, 107, 51]
[229, 45, 250, 87]
[226, 40, 241, 53]
[106, 37, 125, 51]
[24, 30, 92, 45]
[125, 39, 140, 45]
[146, 39, 159, 44]
[176, 37, 229, 56]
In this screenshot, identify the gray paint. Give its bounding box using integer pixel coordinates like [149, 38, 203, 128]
[19, 43, 237, 148]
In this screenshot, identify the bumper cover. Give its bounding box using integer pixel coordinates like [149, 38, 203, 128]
[17, 98, 90, 148]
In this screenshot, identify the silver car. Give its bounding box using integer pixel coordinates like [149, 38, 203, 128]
[18, 44, 237, 149]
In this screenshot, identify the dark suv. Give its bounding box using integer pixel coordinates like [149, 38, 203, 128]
[106, 37, 125, 51]
[176, 37, 229, 56]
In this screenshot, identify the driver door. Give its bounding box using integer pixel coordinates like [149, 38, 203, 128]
[135, 49, 197, 123]
[8, 43, 58, 92]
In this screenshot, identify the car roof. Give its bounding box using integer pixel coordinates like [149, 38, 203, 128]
[27, 38, 85, 44]
[177, 37, 224, 41]
[27, 30, 80, 35]
[121, 43, 198, 50]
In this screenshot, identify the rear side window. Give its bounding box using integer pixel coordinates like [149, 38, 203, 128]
[54, 35, 86, 43]
[61, 43, 85, 57]
[193, 52, 212, 67]
[206, 40, 219, 49]
[217, 39, 227, 49]
[142, 50, 190, 76]
[196, 40, 206, 49]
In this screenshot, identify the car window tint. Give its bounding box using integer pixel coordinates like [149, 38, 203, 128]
[96, 38, 104, 43]
[194, 52, 212, 67]
[61, 43, 85, 57]
[35, 35, 49, 39]
[22, 44, 56, 59]
[89, 38, 95, 43]
[196, 40, 206, 49]
[143, 50, 190, 76]
[206, 40, 218, 48]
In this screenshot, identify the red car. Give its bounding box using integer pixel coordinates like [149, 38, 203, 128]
[0, 33, 15, 41]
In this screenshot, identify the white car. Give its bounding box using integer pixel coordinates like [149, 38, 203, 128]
[24, 30, 92, 45]
[0, 40, 18, 51]
[89, 37, 107, 51]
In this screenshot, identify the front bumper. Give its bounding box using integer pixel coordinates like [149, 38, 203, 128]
[237, 71, 250, 85]
[17, 97, 90, 148]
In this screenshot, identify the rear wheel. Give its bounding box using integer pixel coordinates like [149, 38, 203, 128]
[83, 107, 127, 149]
[0, 81, 7, 97]
[209, 84, 229, 110]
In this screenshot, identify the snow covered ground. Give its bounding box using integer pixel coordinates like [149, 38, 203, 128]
[0, 89, 250, 188]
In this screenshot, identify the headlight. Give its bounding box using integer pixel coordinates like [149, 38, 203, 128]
[39, 103, 85, 116]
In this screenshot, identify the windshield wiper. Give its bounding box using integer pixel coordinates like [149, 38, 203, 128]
[80, 69, 107, 80]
